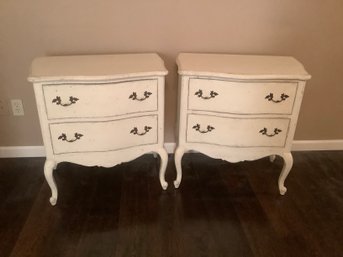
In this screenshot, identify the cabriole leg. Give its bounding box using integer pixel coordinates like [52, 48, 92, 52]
[155, 148, 168, 190]
[278, 153, 293, 195]
[44, 159, 58, 206]
[174, 147, 185, 188]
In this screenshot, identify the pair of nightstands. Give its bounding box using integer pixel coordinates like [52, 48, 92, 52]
[29, 53, 310, 205]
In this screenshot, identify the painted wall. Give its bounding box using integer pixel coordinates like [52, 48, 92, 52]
[0, 0, 342, 146]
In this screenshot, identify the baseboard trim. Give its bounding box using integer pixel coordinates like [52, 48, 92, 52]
[0, 146, 46, 158]
[291, 140, 343, 151]
[0, 144, 177, 158]
[0, 140, 342, 158]
[164, 143, 176, 154]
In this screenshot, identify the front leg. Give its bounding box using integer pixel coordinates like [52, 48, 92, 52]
[154, 148, 168, 190]
[44, 159, 58, 206]
[174, 147, 185, 188]
[278, 153, 293, 195]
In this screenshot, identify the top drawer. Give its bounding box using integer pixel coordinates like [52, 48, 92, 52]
[43, 79, 158, 119]
[188, 78, 298, 115]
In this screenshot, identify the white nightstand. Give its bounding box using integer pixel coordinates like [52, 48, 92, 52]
[29, 53, 168, 205]
[174, 53, 311, 194]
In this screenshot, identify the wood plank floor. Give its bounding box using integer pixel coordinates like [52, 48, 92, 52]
[0, 151, 342, 257]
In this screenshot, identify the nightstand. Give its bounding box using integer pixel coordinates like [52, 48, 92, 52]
[174, 53, 310, 194]
[29, 53, 168, 205]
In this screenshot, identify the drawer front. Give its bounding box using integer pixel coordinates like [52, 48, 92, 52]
[43, 79, 158, 119]
[188, 78, 298, 114]
[49, 115, 158, 154]
[186, 114, 290, 147]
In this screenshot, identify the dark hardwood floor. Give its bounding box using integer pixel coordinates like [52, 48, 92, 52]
[0, 151, 342, 257]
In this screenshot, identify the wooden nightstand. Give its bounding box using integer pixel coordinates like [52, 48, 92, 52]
[29, 53, 168, 205]
[174, 53, 310, 194]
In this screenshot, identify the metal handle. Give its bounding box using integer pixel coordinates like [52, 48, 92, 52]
[58, 133, 83, 142]
[265, 93, 289, 103]
[192, 124, 215, 134]
[130, 126, 152, 136]
[195, 89, 218, 100]
[52, 96, 79, 106]
[259, 128, 282, 137]
[129, 91, 152, 101]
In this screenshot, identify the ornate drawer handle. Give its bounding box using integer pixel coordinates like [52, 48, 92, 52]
[195, 89, 218, 100]
[130, 126, 152, 136]
[52, 96, 79, 106]
[259, 128, 282, 137]
[129, 91, 152, 101]
[58, 133, 83, 142]
[192, 124, 215, 133]
[265, 93, 289, 103]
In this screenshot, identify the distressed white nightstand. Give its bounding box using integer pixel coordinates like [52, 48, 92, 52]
[29, 53, 168, 205]
[174, 53, 310, 194]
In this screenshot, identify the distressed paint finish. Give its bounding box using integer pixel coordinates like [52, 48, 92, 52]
[29, 53, 168, 205]
[175, 53, 311, 194]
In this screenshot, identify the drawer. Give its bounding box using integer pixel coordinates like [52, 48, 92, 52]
[186, 114, 290, 147]
[49, 115, 158, 154]
[43, 79, 158, 119]
[188, 78, 298, 114]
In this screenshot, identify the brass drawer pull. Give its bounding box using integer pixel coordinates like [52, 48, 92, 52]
[130, 126, 152, 136]
[192, 124, 215, 133]
[129, 91, 152, 101]
[265, 93, 289, 103]
[195, 89, 218, 100]
[259, 128, 282, 137]
[52, 96, 79, 106]
[58, 133, 83, 142]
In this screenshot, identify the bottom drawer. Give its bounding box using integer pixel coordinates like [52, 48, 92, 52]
[49, 115, 158, 154]
[186, 114, 290, 147]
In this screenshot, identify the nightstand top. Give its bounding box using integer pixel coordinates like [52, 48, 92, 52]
[177, 53, 311, 80]
[29, 53, 168, 82]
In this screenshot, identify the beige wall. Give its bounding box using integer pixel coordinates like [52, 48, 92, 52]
[0, 0, 342, 146]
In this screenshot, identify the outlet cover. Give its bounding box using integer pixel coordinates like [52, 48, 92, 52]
[11, 99, 24, 116]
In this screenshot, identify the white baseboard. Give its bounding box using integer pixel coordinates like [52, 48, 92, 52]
[0, 146, 46, 158]
[0, 140, 342, 158]
[291, 140, 343, 151]
[164, 143, 176, 154]
[0, 144, 176, 158]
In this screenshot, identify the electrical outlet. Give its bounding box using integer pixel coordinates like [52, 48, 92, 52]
[11, 99, 24, 116]
[0, 99, 9, 116]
